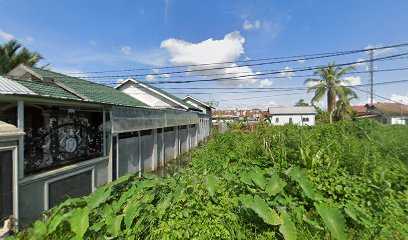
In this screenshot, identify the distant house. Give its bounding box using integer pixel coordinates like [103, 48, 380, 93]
[352, 105, 367, 117]
[213, 109, 267, 122]
[365, 103, 408, 125]
[183, 95, 214, 115]
[115, 78, 199, 111]
[268, 106, 317, 126]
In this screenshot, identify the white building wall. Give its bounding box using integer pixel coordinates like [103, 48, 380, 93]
[390, 116, 408, 125]
[121, 84, 179, 108]
[270, 114, 315, 126]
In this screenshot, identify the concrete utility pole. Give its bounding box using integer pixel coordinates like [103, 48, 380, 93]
[369, 49, 375, 105]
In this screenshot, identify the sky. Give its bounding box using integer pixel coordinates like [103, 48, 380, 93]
[1, 0, 408, 109]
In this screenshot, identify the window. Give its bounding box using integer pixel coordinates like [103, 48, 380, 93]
[289, 118, 293, 123]
[302, 117, 309, 122]
[275, 118, 279, 123]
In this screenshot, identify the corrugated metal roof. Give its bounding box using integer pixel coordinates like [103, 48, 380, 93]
[0, 76, 36, 95]
[367, 103, 408, 115]
[268, 106, 317, 115]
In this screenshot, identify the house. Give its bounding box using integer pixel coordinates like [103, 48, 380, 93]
[183, 95, 214, 115]
[267, 106, 317, 126]
[365, 102, 408, 125]
[352, 105, 367, 117]
[115, 78, 211, 144]
[213, 109, 268, 122]
[0, 65, 211, 228]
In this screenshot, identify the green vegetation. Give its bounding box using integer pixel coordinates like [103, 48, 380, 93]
[11, 120, 408, 239]
[305, 62, 357, 123]
[0, 40, 43, 75]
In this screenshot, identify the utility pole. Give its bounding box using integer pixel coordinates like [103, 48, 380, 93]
[369, 49, 375, 105]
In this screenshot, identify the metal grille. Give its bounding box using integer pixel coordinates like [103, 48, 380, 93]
[0, 151, 13, 224]
[48, 170, 92, 208]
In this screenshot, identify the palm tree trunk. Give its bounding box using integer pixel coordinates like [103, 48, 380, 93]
[327, 88, 336, 123]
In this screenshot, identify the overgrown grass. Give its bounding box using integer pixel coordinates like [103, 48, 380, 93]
[11, 120, 408, 239]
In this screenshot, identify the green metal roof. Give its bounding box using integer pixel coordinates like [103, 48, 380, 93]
[25, 67, 148, 107]
[13, 79, 81, 100]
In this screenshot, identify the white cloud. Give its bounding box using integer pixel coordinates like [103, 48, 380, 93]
[390, 93, 408, 104]
[355, 58, 366, 67]
[161, 31, 258, 86]
[161, 73, 171, 78]
[26, 36, 34, 43]
[89, 40, 97, 46]
[54, 68, 89, 79]
[259, 79, 273, 88]
[0, 29, 14, 42]
[298, 59, 305, 64]
[279, 67, 295, 78]
[120, 46, 132, 56]
[343, 76, 362, 86]
[243, 20, 261, 30]
[146, 74, 157, 83]
[152, 68, 160, 73]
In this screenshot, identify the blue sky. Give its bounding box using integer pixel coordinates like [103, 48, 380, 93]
[1, 0, 408, 109]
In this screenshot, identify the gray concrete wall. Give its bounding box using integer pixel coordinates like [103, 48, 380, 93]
[164, 129, 175, 163]
[118, 136, 140, 177]
[140, 133, 154, 171]
[157, 130, 164, 168]
[179, 127, 188, 154]
[18, 158, 108, 227]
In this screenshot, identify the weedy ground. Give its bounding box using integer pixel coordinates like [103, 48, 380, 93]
[11, 120, 408, 239]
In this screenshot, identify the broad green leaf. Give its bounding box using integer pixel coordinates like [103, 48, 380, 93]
[68, 207, 90, 238]
[240, 172, 253, 186]
[157, 192, 173, 216]
[279, 212, 297, 240]
[47, 214, 64, 234]
[302, 215, 324, 230]
[143, 172, 159, 179]
[345, 204, 374, 228]
[87, 187, 112, 209]
[106, 214, 123, 237]
[250, 172, 267, 189]
[124, 201, 141, 229]
[298, 175, 316, 200]
[173, 184, 185, 203]
[33, 220, 47, 237]
[239, 194, 253, 209]
[315, 203, 346, 240]
[252, 195, 283, 225]
[223, 171, 235, 181]
[89, 220, 105, 232]
[206, 174, 218, 196]
[265, 174, 287, 196]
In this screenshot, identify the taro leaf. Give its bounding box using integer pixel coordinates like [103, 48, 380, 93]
[223, 172, 235, 181]
[315, 203, 346, 240]
[298, 175, 316, 200]
[143, 173, 159, 180]
[124, 201, 141, 229]
[239, 194, 253, 209]
[206, 174, 218, 196]
[173, 184, 185, 203]
[87, 187, 112, 210]
[240, 172, 253, 186]
[279, 212, 297, 240]
[68, 207, 90, 238]
[250, 172, 267, 190]
[89, 220, 105, 232]
[302, 214, 324, 230]
[265, 174, 287, 196]
[106, 214, 123, 237]
[33, 220, 47, 237]
[47, 214, 64, 235]
[345, 204, 374, 228]
[252, 195, 283, 225]
[157, 192, 173, 216]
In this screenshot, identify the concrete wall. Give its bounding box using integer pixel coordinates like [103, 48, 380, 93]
[164, 128, 175, 163]
[390, 116, 408, 125]
[18, 157, 108, 227]
[118, 136, 140, 177]
[179, 127, 188, 155]
[270, 114, 316, 126]
[140, 132, 154, 172]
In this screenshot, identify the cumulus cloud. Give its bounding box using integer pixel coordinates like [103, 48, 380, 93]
[161, 31, 258, 86]
[279, 67, 295, 78]
[146, 74, 157, 83]
[120, 46, 132, 56]
[0, 29, 14, 42]
[343, 76, 362, 86]
[243, 20, 261, 30]
[259, 79, 273, 88]
[390, 93, 408, 104]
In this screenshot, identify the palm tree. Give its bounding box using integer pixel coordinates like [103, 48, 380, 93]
[305, 62, 357, 123]
[0, 40, 43, 75]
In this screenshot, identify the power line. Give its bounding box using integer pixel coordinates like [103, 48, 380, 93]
[64, 42, 408, 75]
[350, 86, 408, 106]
